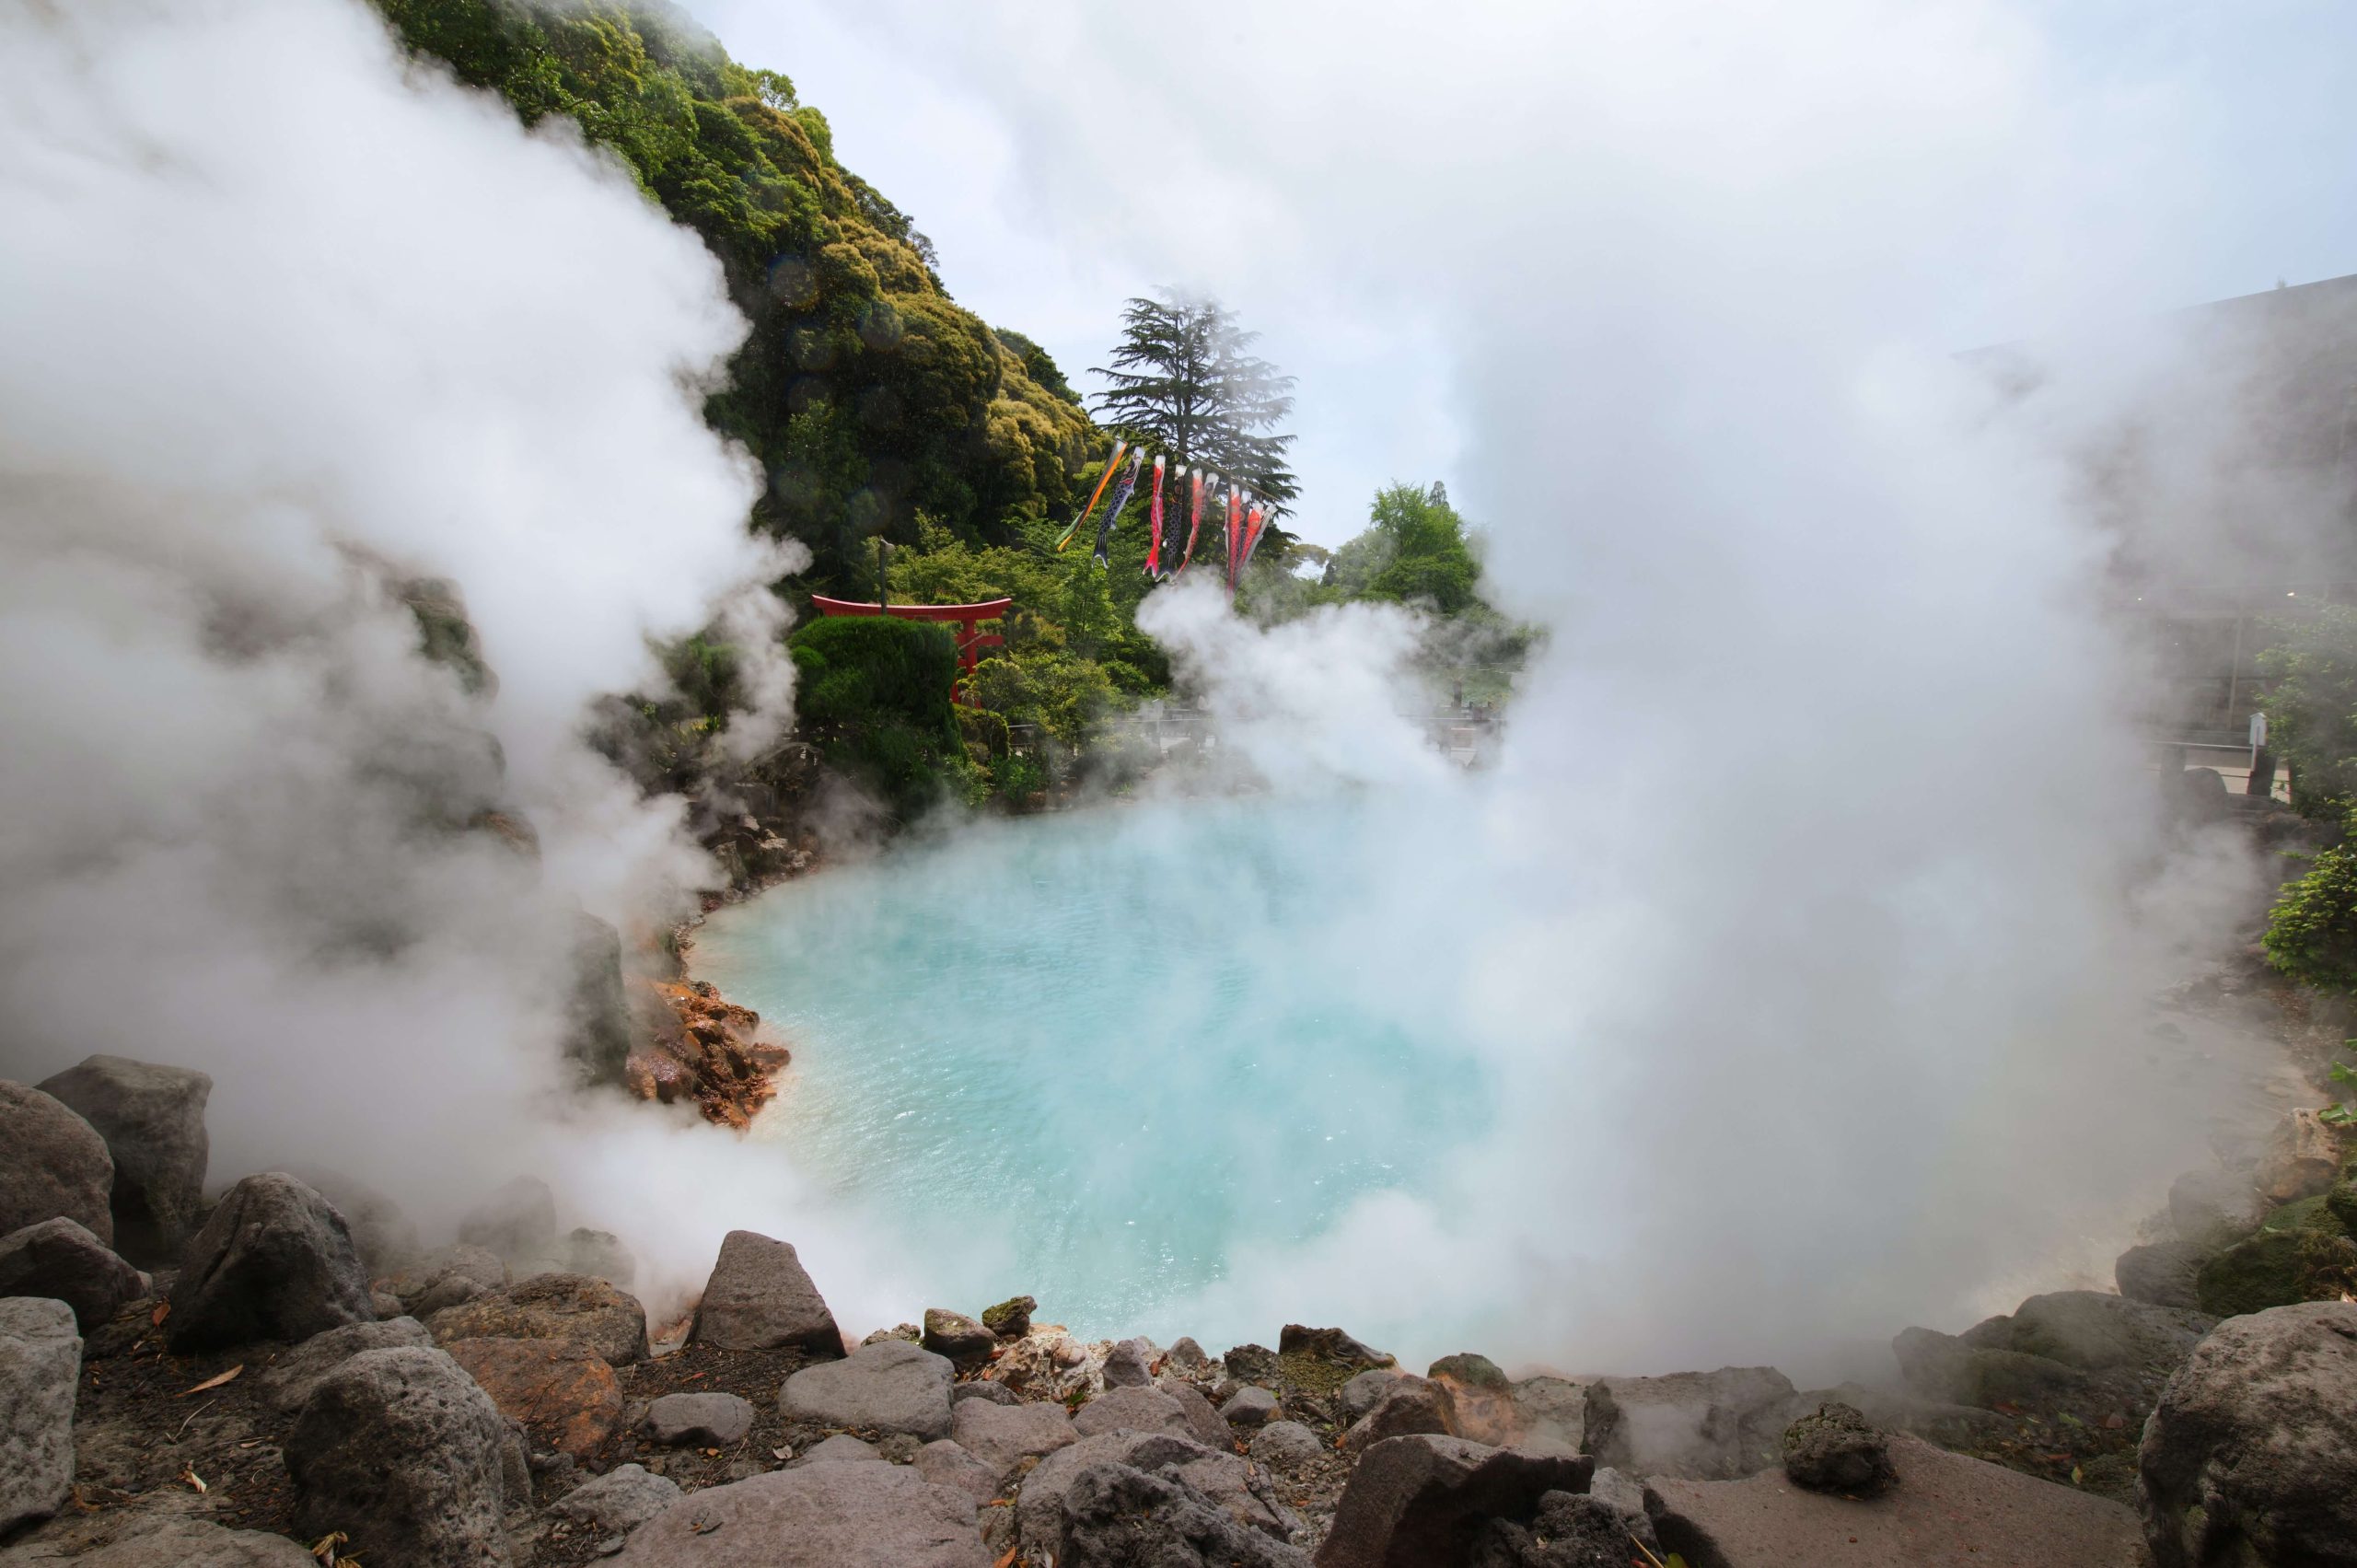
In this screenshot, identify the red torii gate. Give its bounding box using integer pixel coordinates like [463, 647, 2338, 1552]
[808, 595, 1012, 706]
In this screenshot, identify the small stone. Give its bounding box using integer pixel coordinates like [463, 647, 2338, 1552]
[1426, 1352, 1507, 1388]
[1102, 1337, 1155, 1388]
[1277, 1324, 1392, 1368]
[863, 1322, 922, 1347]
[444, 1335, 624, 1459]
[1225, 1342, 1281, 1386]
[923, 1307, 996, 1364]
[644, 1390, 756, 1446]
[802, 1433, 882, 1463]
[981, 1295, 1035, 1340]
[1341, 1376, 1454, 1453]
[1166, 1336, 1209, 1370]
[1251, 1419, 1323, 1472]
[780, 1338, 954, 1440]
[386, 1243, 507, 1317]
[551, 1462, 682, 1535]
[1339, 1367, 1405, 1423]
[1780, 1402, 1895, 1495]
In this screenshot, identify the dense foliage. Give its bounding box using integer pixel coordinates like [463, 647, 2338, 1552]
[787, 616, 975, 819]
[2259, 607, 2357, 818]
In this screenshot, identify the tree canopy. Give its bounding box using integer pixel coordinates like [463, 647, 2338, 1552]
[1090, 292, 1298, 516]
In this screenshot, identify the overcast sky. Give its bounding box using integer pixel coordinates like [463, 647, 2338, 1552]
[697, 0, 2357, 549]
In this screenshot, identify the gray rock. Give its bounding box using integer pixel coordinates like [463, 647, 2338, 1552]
[284, 1345, 515, 1567]
[19, 1517, 319, 1565]
[1780, 1402, 1895, 1495]
[952, 1378, 1019, 1406]
[950, 1394, 1077, 1483]
[256, 1315, 433, 1413]
[644, 1391, 756, 1446]
[921, 1307, 995, 1364]
[1057, 1460, 1313, 1568]
[167, 1172, 374, 1353]
[0, 1081, 113, 1247]
[1279, 1324, 1392, 1368]
[458, 1175, 557, 1264]
[563, 1227, 637, 1290]
[691, 1230, 842, 1358]
[1222, 1384, 1281, 1428]
[1958, 1290, 2213, 1374]
[1509, 1376, 1587, 1457]
[1341, 1375, 1453, 1453]
[2138, 1300, 2357, 1568]
[1167, 1336, 1210, 1370]
[1165, 1381, 1236, 1448]
[981, 1294, 1035, 1340]
[2170, 1167, 2266, 1249]
[1074, 1384, 1196, 1440]
[1891, 1326, 2092, 1409]
[801, 1433, 882, 1463]
[387, 1243, 507, 1317]
[1315, 1434, 1591, 1568]
[780, 1338, 953, 1439]
[2117, 1239, 2207, 1311]
[550, 1462, 682, 1536]
[1225, 1342, 1281, 1386]
[1469, 1490, 1645, 1567]
[914, 1438, 1001, 1504]
[1019, 1430, 1303, 1562]
[0, 1296, 79, 1535]
[37, 1056, 210, 1266]
[1252, 1420, 1325, 1471]
[1583, 1365, 1805, 1481]
[1428, 1352, 1508, 1388]
[860, 1322, 920, 1348]
[566, 911, 633, 1088]
[424, 1272, 648, 1366]
[0, 1217, 143, 1330]
[611, 1460, 988, 1566]
[1102, 1337, 1155, 1388]
[1340, 1367, 1407, 1423]
[368, 1289, 401, 1319]
[1586, 1466, 1664, 1551]
[291, 1168, 419, 1276]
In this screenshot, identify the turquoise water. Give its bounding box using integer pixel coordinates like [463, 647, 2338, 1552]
[691, 793, 1492, 1339]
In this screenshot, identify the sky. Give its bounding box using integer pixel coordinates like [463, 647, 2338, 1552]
[697, 0, 2357, 549]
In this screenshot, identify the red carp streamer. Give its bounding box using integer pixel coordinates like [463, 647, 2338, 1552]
[1145, 455, 1168, 577]
[1177, 469, 1208, 575]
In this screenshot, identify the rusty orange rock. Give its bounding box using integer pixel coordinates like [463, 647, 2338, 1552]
[624, 978, 791, 1132]
[444, 1336, 621, 1459]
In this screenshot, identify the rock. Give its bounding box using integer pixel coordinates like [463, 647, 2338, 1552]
[2170, 1167, 2267, 1247]
[562, 1227, 637, 1290]
[551, 1462, 682, 1536]
[19, 1517, 319, 1565]
[386, 1243, 507, 1317]
[1469, 1490, 1645, 1568]
[1164, 1381, 1236, 1448]
[1222, 1384, 1282, 1428]
[1340, 1367, 1407, 1423]
[292, 1169, 419, 1276]
[1225, 1342, 1281, 1386]
[980, 1294, 1034, 1339]
[1057, 1460, 1313, 1568]
[2117, 1238, 2207, 1310]
[425, 1272, 648, 1366]
[1252, 1420, 1324, 1471]
[0, 1217, 143, 1330]
[35, 1057, 210, 1267]
[780, 1338, 953, 1440]
[1342, 1375, 1455, 1453]
[1509, 1376, 1587, 1457]
[1316, 1434, 1591, 1568]
[2137, 1300, 2357, 1568]
[1280, 1324, 1392, 1368]
[1428, 1353, 1508, 1388]
[368, 1289, 401, 1319]
[1583, 1366, 1800, 1481]
[566, 910, 634, 1087]
[445, 1335, 622, 1458]
[1167, 1335, 1209, 1370]
[1798, 1379, 2012, 1450]
[690, 1230, 842, 1358]
[860, 1322, 920, 1348]
[167, 1172, 374, 1353]
[914, 1438, 1001, 1504]
[2257, 1108, 2340, 1202]
[1652, 1431, 2142, 1567]
[920, 1307, 994, 1365]
[2329, 1157, 2357, 1233]
[949, 1394, 1077, 1483]
[1587, 1466, 1664, 1550]
[1890, 1327, 2091, 1411]
[801, 1433, 882, 1463]
[256, 1316, 434, 1413]
[1102, 1336, 1155, 1388]
[459, 1175, 558, 1264]
[2196, 1206, 2357, 1316]
[1430, 1359, 1523, 1447]
[953, 1378, 1018, 1406]
[284, 1345, 515, 1568]
[1959, 1289, 2214, 1373]
[644, 1390, 756, 1446]
[611, 1460, 988, 1566]
[0, 1296, 79, 1535]
[1019, 1430, 1303, 1561]
[0, 1080, 114, 1247]
[1779, 1401, 1894, 1495]
[1072, 1385, 1196, 1441]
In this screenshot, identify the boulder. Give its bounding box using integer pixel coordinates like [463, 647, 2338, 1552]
[1780, 1401, 1894, 1495]
[0, 1296, 79, 1535]
[1279, 1324, 1392, 1368]
[256, 1316, 434, 1413]
[550, 1461, 682, 1537]
[2169, 1167, 2266, 1247]
[292, 1169, 419, 1276]
[1340, 1367, 1407, 1423]
[36, 1055, 210, 1265]
[1252, 1420, 1325, 1472]
[644, 1390, 757, 1446]
[779, 1338, 953, 1439]
[1072, 1385, 1196, 1441]
[1342, 1376, 1455, 1452]
[1652, 1432, 2142, 1567]
[1583, 1365, 1800, 1481]
[284, 1345, 515, 1568]
[167, 1172, 374, 1353]
[914, 1438, 1002, 1504]
[0, 1217, 143, 1330]
[1167, 1335, 1210, 1371]
[1225, 1342, 1281, 1386]
[1102, 1336, 1155, 1388]
[1890, 1327, 2090, 1411]
[611, 1460, 988, 1567]
[981, 1294, 1035, 1339]
[690, 1230, 842, 1357]
[425, 1272, 648, 1366]
[1429, 1358, 1522, 1448]
[0, 1080, 114, 1246]
[1586, 1466, 1664, 1551]
[444, 1335, 622, 1458]
[920, 1307, 994, 1365]
[385, 1243, 507, 1317]
[1958, 1290, 2213, 1374]
[2137, 1300, 2357, 1568]
[23, 1517, 319, 1565]
[1469, 1490, 1645, 1567]
[561, 1226, 637, 1290]
[2256, 1108, 2340, 1202]
[1428, 1353, 1507, 1388]
[1057, 1460, 1313, 1568]
[948, 1391, 1076, 1483]
[1019, 1430, 1303, 1561]
[953, 1378, 1019, 1407]
[1508, 1376, 1587, 1457]
[458, 1175, 558, 1264]
[1222, 1384, 1282, 1428]
[1316, 1434, 1591, 1568]
[1164, 1382, 1237, 1448]
[2196, 1207, 2357, 1316]
[801, 1433, 882, 1463]
[2116, 1238, 2206, 1310]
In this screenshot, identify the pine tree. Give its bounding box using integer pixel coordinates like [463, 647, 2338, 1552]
[1089, 292, 1299, 513]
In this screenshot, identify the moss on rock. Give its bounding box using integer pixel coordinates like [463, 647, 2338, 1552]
[2196, 1203, 2357, 1317]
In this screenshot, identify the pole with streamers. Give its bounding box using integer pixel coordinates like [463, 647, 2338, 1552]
[1056, 437, 1128, 552]
[1092, 447, 1146, 566]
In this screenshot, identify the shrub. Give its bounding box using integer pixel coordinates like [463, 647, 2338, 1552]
[2262, 810, 2357, 991]
[788, 616, 965, 820]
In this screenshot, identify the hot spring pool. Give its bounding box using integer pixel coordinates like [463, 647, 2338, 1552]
[691, 793, 1492, 1340]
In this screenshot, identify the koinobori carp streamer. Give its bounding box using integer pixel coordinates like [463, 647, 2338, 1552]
[1057, 437, 1129, 552]
[1092, 447, 1147, 565]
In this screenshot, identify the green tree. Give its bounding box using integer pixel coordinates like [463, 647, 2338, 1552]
[1330, 482, 1481, 614]
[1089, 292, 1298, 517]
[2259, 605, 2357, 818]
